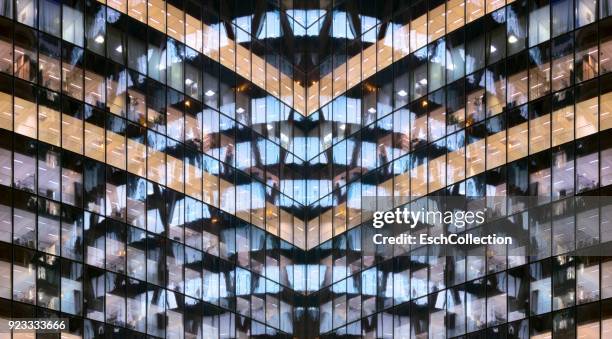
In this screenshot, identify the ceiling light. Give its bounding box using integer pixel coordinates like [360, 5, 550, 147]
[490, 45, 497, 53]
[236, 107, 245, 114]
[185, 78, 193, 86]
[419, 78, 427, 86]
[397, 89, 408, 97]
[115, 45, 122, 53]
[94, 35, 104, 44]
[368, 107, 376, 114]
[508, 34, 518, 44]
[205, 90, 215, 97]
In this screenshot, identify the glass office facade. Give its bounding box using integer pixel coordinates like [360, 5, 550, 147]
[306, 0, 612, 338]
[0, 0, 611, 337]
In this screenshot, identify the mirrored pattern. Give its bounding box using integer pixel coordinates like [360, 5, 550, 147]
[0, 0, 611, 337]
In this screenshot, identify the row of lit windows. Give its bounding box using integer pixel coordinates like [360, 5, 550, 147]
[5, 9, 612, 189]
[0, 1, 308, 335]
[87, 0, 521, 115]
[311, 0, 518, 114]
[0, 0, 306, 113]
[0, 16, 307, 162]
[311, 202, 612, 334]
[0, 166, 307, 335]
[4, 76, 612, 250]
[4, 192, 610, 336]
[299, 11, 612, 247]
[308, 78, 612, 201]
[305, 92, 612, 248]
[0, 180, 304, 288]
[0, 179, 302, 336]
[317, 293, 611, 338]
[2, 0, 609, 120]
[5, 128, 611, 293]
[6, 0, 604, 118]
[318, 258, 609, 335]
[308, 0, 612, 115]
[0, 298, 292, 338]
[310, 195, 612, 286]
[0, 74, 309, 247]
[0, 0, 317, 249]
[0, 129, 307, 251]
[3, 73, 612, 250]
[6, 0, 612, 208]
[309, 15, 612, 162]
[0, 241, 296, 336]
[0, 12, 313, 208]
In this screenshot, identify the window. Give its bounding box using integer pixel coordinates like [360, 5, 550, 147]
[62, 0, 84, 47]
[13, 247, 36, 304]
[552, 0, 574, 36]
[61, 259, 82, 315]
[575, 80, 598, 138]
[61, 204, 83, 260]
[529, 97, 551, 154]
[575, 26, 599, 83]
[37, 198, 60, 255]
[529, 0, 550, 47]
[576, 257, 600, 303]
[530, 259, 552, 315]
[14, 26, 37, 83]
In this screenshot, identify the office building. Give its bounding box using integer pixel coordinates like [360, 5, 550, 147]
[0, 0, 611, 337]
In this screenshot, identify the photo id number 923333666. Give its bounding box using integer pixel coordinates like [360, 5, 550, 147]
[1, 319, 68, 333]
